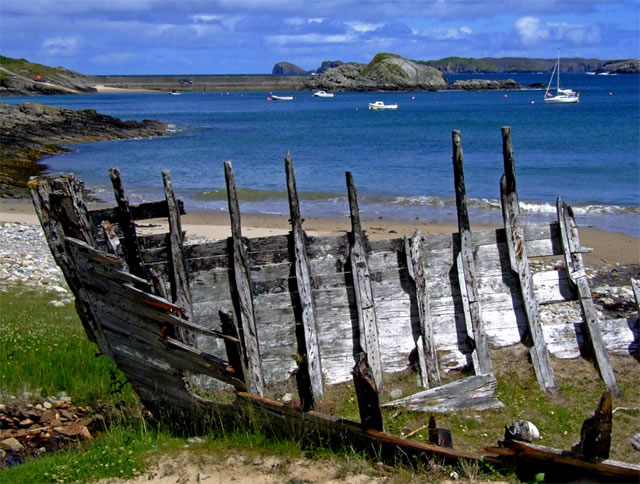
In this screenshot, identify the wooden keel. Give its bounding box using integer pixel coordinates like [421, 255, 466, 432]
[285, 153, 324, 408]
[557, 198, 620, 397]
[451, 131, 492, 375]
[346, 171, 383, 390]
[500, 127, 557, 393]
[224, 161, 265, 396]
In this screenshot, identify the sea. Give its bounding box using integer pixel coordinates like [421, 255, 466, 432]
[5, 72, 640, 237]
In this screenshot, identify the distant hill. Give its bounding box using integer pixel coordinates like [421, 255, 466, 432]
[0, 56, 96, 95]
[414, 56, 639, 74]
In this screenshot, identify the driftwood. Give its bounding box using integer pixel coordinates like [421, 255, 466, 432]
[27, 128, 640, 481]
[572, 390, 612, 459]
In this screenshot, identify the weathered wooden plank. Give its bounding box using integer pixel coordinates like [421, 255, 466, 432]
[218, 308, 246, 381]
[352, 353, 384, 431]
[500, 126, 557, 393]
[632, 279, 640, 317]
[557, 198, 620, 397]
[109, 167, 146, 279]
[286, 153, 323, 407]
[49, 175, 98, 247]
[452, 130, 492, 376]
[346, 171, 383, 390]
[405, 233, 440, 387]
[225, 161, 264, 396]
[382, 374, 503, 412]
[88, 199, 185, 226]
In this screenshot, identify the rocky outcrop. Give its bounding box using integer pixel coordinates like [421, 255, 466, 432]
[448, 79, 527, 90]
[316, 60, 344, 73]
[305, 53, 448, 91]
[599, 59, 640, 74]
[272, 62, 307, 76]
[0, 102, 168, 198]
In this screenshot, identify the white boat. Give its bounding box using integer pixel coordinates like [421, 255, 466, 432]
[368, 101, 398, 110]
[169, 90, 181, 96]
[544, 52, 579, 104]
[271, 95, 294, 101]
[313, 90, 334, 98]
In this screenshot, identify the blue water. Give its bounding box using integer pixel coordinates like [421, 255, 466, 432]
[5, 73, 640, 236]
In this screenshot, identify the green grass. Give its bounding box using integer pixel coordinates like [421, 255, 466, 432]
[0, 287, 137, 406]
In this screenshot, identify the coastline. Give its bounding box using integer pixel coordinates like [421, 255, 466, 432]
[2, 199, 638, 268]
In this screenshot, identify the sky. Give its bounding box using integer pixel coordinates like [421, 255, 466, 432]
[1, 0, 639, 75]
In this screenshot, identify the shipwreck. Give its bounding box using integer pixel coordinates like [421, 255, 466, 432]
[29, 128, 639, 480]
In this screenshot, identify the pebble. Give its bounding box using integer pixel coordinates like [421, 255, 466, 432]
[0, 222, 71, 305]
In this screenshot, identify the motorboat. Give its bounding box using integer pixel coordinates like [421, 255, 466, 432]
[544, 52, 579, 104]
[368, 101, 398, 110]
[313, 90, 334, 98]
[271, 95, 294, 101]
[169, 90, 181, 96]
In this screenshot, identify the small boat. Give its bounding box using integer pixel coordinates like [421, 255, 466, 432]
[544, 52, 579, 104]
[271, 95, 294, 101]
[313, 90, 334, 98]
[368, 101, 398, 110]
[169, 90, 181, 96]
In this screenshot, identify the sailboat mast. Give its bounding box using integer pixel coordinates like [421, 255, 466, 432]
[557, 50, 560, 92]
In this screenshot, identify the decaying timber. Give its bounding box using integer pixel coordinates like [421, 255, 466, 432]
[28, 128, 639, 479]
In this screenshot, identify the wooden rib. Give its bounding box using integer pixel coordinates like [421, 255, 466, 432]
[88, 199, 185, 226]
[352, 353, 384, 431]
[224, 161, 265, 396]
[500, 126, 557, 393]
[404, 233, 440, 387]
[162, 170, 196, 346]
[346, 171, 383, 390]
[109, 167, 145, 279]
[285, 152, 323, 407]
[632, 279, 640, 318]
[452, 130, 492, 375]
[557, 198, 620, 397]
[219, 308, 246, 382]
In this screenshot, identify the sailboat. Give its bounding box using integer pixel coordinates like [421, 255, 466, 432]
[544, 52, 579, 104]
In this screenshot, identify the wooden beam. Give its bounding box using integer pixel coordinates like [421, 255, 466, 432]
[632, 279, 640, 317]
[404, 233, 440, 387]
[500, 126, 557, 394]
[49, 176, 97, 247]
[109, 167, 145, 279]
[572, 390, 612, 459]
[218, 308, 246, 385]
[352, 352, 384, 431]
[557, 198, 620, 397]
[451, 131, 492, 375]
[346, 171, 383, 390]
[224, 161, 265, 396]
[162, 170, 195, 346]
[88, 199, 185, 226]
[285, 153, 323, 407]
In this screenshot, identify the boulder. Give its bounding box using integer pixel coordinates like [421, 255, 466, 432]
[272, 62, 307, 76]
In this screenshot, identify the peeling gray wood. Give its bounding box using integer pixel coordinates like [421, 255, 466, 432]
[225, 161, 265, 396]
[500, 126, 556, 393]
[405, 233, 440, 387]
[452, 130, 492, 376]
[347, 171, 383, 390]
[109, 167, 145, 279]
[557, 199, 620, 397]
[285, 153, 323, 404]
[382, 374, 503, 412]
[632, 279, 640, 317]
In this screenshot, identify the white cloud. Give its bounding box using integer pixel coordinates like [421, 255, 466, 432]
[514, 16, 601, 47]
[514, 16, 549, 45]
[266, 32, 353, 46]
[346, 21, 382, 33]
[41, 36, 79, 56]
[191, 14, 221, 23]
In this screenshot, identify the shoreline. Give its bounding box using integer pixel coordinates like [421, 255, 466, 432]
[2, 199, 638, 268]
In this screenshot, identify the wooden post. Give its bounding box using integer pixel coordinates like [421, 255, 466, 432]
[352, 352, 384, 431]
[451, 131, 492, 375]
[404, 233, 440, 388]
[572, 390, 612, 459]
[557, 199, 620, 397]
[219, 308, 246, 382]
[346, 171, 383, 391]
[631, 279, 640, 317]
[162, 171, 195, 345]
[224, 161, 265, 396]
[109, 168, 145, 279]
[500, 127, 557, 394]
[285, 152, 324, 406]
[49, 176, 97, 247]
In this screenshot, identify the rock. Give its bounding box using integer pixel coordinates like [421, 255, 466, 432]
[449, 79, 527, 90]
[0, 437, 24, 452]
[505, 419, 541, 442]
[305, 53, 447, 92]
[272, 62, 307, 75]
[632, 433, 640, 451]
[389, 388, 403, 399]
[281, 393, 294, 403]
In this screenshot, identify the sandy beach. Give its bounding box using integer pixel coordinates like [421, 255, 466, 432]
[1, 199, 638, 267]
